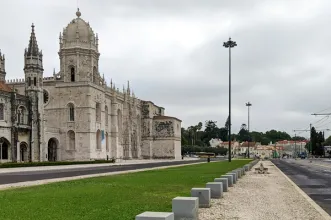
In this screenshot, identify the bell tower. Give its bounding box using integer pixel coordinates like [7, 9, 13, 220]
[23, 24, 45, 162]
[0, 50, 5, 82]
[58, 9, 103, 85]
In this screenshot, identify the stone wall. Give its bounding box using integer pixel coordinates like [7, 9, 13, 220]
[151, 116, 182, 159]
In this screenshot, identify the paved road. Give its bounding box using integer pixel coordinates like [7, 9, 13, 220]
[0, 159, 216, 185]
[272, 159, 331, 215]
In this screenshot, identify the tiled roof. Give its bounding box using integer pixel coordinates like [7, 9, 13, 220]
[241, 142, 256, 147]
[276, 140, 308, 144]
[0, 81, 12, 92]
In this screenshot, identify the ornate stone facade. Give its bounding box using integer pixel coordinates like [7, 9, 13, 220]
[0, 9, 181, 163]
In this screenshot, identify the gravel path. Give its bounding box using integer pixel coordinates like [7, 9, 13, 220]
[199, 160, 328, 220]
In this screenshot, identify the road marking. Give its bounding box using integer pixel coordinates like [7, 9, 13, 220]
[272, 161, 331, 220]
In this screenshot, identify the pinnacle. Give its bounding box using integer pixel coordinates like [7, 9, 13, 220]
[26, 23, 39, 57]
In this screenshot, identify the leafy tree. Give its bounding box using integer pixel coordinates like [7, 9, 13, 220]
[292, 136, 306, 141]
[237, 123, 249, 142]
[324, 135, 331, 146]
[310, 127, 317, 154]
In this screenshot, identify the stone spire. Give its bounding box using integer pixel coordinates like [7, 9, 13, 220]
[26, 24, 40, 57]
[127, 80, 130, 95]
[0, 49, 6, 82]
[24, 23, 43, 90]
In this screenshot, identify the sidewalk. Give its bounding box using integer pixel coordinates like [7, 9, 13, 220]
[0, 158, 199, 174]
[199, 160, 330, 220]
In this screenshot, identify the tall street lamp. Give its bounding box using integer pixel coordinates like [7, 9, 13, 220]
[246, 102, 252, 158]
[223, 37, 237, 162]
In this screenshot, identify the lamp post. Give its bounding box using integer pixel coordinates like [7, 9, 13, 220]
[0, 137, 3, 163]
[246, 102, 252, 158]
[223, 37, 237, 162]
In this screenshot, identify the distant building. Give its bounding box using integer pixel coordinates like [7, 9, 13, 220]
[209, 138, 223, 148]
[275, 140, 307, 156]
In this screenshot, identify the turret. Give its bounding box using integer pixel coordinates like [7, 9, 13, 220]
[24, 23, 44, 91]
[0, 50, 5, 82]
[23, 23, 45, 162]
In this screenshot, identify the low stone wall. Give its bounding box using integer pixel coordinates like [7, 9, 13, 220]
[135, 160, 258, 220]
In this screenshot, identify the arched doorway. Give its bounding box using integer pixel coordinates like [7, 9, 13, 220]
[0, 137, 10, 161]
[20, 142, 28, 162]
[48, 138, 58, 162]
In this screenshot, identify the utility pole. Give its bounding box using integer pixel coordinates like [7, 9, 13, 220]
[246, 102, 252, 159]
[294, 133, 297, 157]
[310, 123, 312, 156]
[223, 37, 237, 162]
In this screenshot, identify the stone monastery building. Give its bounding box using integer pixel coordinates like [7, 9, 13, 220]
[0, 9, 181, 163]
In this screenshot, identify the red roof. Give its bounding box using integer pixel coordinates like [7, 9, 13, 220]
[0, 81, 12, 92]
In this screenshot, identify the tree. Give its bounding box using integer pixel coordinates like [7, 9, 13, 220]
[265, 130, 291, 143]
[292, 136, 306, 141]
[261, 137, 271, 145]
[310, 127, 318, 154]
[315, 131, 325, 156]
[250, 131, 264, 143]
[324, 135, 331, 146]
[237, 123, 249, 142]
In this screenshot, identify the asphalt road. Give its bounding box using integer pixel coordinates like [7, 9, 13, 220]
[0, 158, 219, 185]
[272, 159, 331, 215]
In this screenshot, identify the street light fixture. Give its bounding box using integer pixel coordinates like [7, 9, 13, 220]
[223, 37, 237, 162]
[246, 102, 252, 158]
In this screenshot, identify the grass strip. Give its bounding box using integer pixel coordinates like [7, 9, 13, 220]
[0, 159, 251, 220]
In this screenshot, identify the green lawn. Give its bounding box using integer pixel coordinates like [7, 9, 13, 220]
[0, 160, 251, 220]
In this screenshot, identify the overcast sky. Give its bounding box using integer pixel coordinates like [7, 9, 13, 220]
[1, 0, 331, 138]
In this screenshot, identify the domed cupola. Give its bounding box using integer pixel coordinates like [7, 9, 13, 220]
[59, 8, 99, 51]
[57, 9, 101, 83]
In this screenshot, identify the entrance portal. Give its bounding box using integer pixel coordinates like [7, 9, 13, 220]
[48, 138, 58, 162]
[0, 137, 9, 161]
[20, 142, 28, 162]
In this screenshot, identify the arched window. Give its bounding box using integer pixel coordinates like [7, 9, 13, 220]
[33, 77, 37, 86]
[96, 129, 101, 150]
[96, 103, 101, 122]
[67, 130, 75, 150]
[17, 106, 27, 125]
[0, 103, 4, 120]
[105, 106, 108, 126]
[67, 103, 75, 121]
[28, 77, 31, 86]
[70, 67, 75, 82]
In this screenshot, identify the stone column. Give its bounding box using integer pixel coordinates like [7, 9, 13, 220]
[110, 101, 118, 159]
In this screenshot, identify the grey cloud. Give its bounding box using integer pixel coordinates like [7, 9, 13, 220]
[1, 1, 331, 138]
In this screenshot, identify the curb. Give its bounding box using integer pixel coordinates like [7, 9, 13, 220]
[135, 160, 255, 219]
[271, 161, 331, 220]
